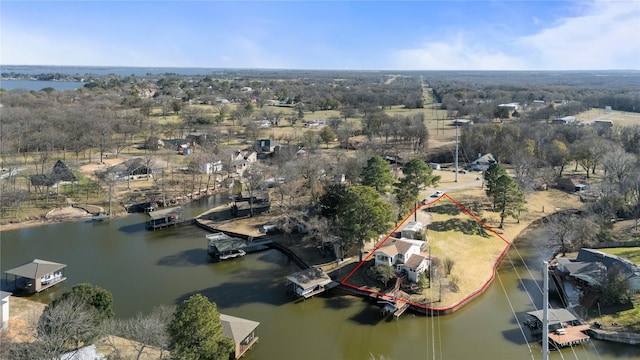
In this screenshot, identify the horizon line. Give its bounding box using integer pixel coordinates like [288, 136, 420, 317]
[2, 65, 639, 73]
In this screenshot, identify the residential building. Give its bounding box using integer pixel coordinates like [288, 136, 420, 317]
[374, 238, 429, 282]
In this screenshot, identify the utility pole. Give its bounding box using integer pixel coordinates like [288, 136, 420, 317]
[543, 260, 549, 360]
[454, 124, 459, 183]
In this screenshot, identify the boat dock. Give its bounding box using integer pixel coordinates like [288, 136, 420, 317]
[145, 206, 186, 230]
[525, 308, 591, 348]
[378, 291, 411, 319]
[206, 232, 272, 261]
[548, 324, 591, 348]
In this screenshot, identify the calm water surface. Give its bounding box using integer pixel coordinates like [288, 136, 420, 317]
[1, 196, 638, 359]
[0, 79, 85, 91]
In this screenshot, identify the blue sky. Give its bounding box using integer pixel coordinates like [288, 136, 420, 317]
[1, 1, 639, 70]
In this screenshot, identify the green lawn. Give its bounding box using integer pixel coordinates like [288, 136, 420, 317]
[599, 247, 640, 265]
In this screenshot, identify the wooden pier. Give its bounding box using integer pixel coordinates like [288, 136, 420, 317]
[548, 324, 591, 348]
[378, 290, 411, 319]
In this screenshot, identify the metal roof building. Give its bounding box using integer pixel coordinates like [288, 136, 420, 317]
[4, 259, 67, 293]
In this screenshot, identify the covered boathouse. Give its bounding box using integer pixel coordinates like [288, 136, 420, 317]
[525, 308, 591, 348]
[145, 206, 185, 230]
[4, 259, 67, 294]
[220, 313, 260, 359]
[286, 267, 335, 298]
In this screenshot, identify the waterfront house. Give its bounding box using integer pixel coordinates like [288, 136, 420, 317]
[286, 267, 334, 298]
[29, 159, 78, 191]
[575, 248, 640, 292]
[108, 157, 158, 180]
[231, 150, 257, 176]
[1, 291, 10, 331]
[199, 160, 223, 174]
[231, 192, 270, 217]
[374, 238, 429, 283]
[4, 259, 66, 293]
[220, 313, 260, 359]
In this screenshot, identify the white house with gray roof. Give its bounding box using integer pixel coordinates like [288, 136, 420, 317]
[374, 238, 429, 282]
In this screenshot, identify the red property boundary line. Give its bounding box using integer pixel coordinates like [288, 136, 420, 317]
[340, 193, 512, 313]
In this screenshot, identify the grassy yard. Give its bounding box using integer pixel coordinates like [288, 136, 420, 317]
[586, 295, 640, 332]
[599, 247, 640, 265]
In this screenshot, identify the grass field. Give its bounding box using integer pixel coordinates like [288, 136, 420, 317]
[575, 108, 640, 127]
[599, 247, 640, 265]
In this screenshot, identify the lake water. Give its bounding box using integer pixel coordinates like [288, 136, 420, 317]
[1, 196, 638, 359]
[0, 79, 85, 91]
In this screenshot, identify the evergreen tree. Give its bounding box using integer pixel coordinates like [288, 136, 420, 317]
[336, 186, 393, 255]
[168, 294, 234, 360]
[394, 159, 440, 216]
[361, 156, 393, 193]
[484, 165, 526, 228]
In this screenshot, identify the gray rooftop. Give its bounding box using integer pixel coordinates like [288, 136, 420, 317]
[286, 268, 332, 288]
[220, 313, 260, 343]
[5, 259, 66, 279]
[526, 308, 577, 326]
[146, 206, 184, 220]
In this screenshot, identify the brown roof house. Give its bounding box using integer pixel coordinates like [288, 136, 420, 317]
[555, 177, 587, 193]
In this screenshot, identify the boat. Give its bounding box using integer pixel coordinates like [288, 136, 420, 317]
[92, 212, 110, 222]
[41, 271, 63, 285]
[218, 249, 247, 260]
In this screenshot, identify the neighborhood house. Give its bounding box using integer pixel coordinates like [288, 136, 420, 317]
[374, 238, 430, 283]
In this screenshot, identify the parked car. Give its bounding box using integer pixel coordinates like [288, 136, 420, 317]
[420, 191, 444, 204]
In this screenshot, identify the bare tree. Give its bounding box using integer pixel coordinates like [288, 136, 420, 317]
[241, 163, 267, 217]
[102, 305, 174, 360]
[545, 212, 584, 256]
[19, 296, 101, 358]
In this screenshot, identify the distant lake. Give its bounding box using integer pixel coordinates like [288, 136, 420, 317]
[1, 65, 219, 77]
[0, 79, 85, 91]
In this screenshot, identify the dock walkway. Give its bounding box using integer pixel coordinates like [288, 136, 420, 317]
[548, 324, 591, 348]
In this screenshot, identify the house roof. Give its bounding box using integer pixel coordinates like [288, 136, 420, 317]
[5, 259, 66, 279]
[51, 160, 77, 182]
[207, 233, 247, 252]
[286, 268, 332, 288]
[473, 153, 496, 165]
[526, 308, 577, 326]
[401, 221, 423, 233]
[146, 206, 183, 220]
[404, 254, 428, 269]
[0, 291, 11, 300]
[220, 313, 260, 343]
[576, 248, 640, 278]
[376, 238, 417, 258]
[109, 157, 155, 175]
